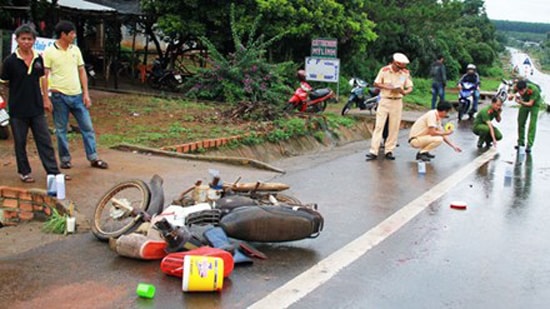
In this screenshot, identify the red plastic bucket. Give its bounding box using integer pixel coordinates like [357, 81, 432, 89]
[160, 246, 234, 278]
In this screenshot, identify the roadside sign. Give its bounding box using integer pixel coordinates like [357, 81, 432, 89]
[311, 38, 337, 58]
[305, 57, 340, 83]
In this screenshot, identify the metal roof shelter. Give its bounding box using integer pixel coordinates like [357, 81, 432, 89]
[1, 0, 146, 89]
[48, 0, 116, 12]
[87, 0, 142, 15]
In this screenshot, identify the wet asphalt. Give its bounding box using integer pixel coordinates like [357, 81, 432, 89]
[2, 52, 550, 308]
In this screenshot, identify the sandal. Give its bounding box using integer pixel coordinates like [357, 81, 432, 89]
[60, 162, 72, 169]
[19, 174, 36, 183]
[91, 159, 109, 169]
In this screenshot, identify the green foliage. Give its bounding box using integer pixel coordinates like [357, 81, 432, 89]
[255, 0, 377, 62]
[42, 208, 67, 234]
[313, 131, 326, 143]
[241, 131, 265, 145]
[493, 20, 550, 34]
[405, 78, 433, 107]
[183, 4, 293, 106]
[267, 118, 307, 142]
[324, 113, 356, 129]
[479, 65, 504, 78]
[345, 0, 502, 81]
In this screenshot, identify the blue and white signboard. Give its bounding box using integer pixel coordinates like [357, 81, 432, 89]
[11, 35, 56, 54]
[305, 57, 340, 83]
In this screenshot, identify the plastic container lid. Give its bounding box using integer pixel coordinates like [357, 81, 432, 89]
[450, 201, 467, 210]
[136, 283, 156, 298]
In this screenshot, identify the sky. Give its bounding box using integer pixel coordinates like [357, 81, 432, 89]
[484, 0, 550, 23]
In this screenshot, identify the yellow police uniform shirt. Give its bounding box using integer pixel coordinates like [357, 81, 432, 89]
[43, 43, 84, 96]
[375, 64, 413, 99]
[409, 109, 441, 139]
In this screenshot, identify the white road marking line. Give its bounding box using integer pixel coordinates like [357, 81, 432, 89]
[248, 148, 497, 309]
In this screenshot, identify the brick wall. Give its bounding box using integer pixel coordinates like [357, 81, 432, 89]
[160, 135, 244, 153]
[0, 186, 68, 226]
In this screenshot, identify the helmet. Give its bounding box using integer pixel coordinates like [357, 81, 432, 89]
[393, 53, 410, 64]
[297, 69, 306, 81]
[467, 64, 476, 70]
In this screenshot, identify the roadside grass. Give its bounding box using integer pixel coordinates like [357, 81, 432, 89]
[89, 58, 514, 151]
[90, 93, 357, 151]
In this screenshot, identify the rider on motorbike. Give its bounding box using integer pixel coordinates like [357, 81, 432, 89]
[457, 64, 480, 117]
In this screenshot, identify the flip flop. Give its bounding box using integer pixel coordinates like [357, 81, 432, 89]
[19, 174, 35, 183]
[91, 159, 109, 169]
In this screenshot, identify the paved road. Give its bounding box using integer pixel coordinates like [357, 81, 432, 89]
[1, 52, 550, 308]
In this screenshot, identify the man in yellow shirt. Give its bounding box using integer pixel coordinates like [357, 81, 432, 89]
[408, 101, 462, 162]
[42, 20, 108, 169]
[366, 53, 414, 161]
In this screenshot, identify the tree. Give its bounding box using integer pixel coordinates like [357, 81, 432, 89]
[184, 5, 293, 115]
[141, 0, 377, 64]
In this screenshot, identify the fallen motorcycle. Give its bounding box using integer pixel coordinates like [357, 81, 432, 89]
[91, 174, 323, 243]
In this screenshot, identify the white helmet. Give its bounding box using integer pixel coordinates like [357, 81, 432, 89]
[467, 64, 476, 70]
[393, 52, 410, 64]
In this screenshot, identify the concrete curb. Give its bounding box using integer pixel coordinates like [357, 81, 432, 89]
[112, 143, 286, 174]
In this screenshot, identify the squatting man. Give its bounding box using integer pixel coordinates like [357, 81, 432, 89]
[408, 101, 462, 162]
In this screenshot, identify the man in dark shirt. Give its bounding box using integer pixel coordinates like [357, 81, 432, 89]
[0, 24, 63, 183]
[430, 55, 447, 109]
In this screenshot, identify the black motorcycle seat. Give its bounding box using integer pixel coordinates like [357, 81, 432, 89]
[310, 88, 331, 99]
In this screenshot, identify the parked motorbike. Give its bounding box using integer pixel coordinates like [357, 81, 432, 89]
[285, 87, 336, 113]
[495, 78, 514, 103]
[284, 70, 336, 113]
[341, 77, 380, 116]
[457, 81, 477, 121]
[147, 58, 184, 91]
[0, 95, 10, 140]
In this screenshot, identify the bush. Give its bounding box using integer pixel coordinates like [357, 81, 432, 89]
[183, 5, 293, 108]
[405, 78, 433, 107]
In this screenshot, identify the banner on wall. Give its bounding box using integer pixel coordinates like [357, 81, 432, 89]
[10, 35, 56, 54]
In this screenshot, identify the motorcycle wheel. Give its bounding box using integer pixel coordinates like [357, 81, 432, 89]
[341, 101, 354, 116]
[91, 179, 151, 241]
[458, 101, 469, 121]
[0, 126, 9, 140]
[313, 101, 327, 113]
[256, 193, 303, 206]
[283, 103, 296, 113]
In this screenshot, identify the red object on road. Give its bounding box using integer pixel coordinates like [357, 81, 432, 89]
[161, 246, 234, 278]
[450, 201, 467, 210]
